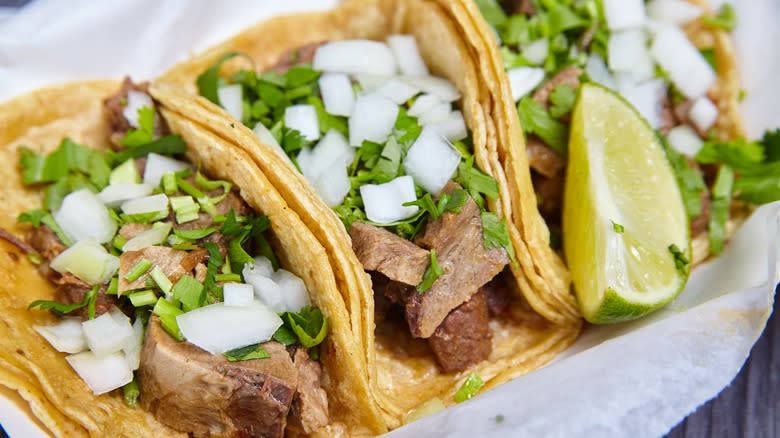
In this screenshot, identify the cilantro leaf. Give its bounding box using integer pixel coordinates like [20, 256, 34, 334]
[761, 129, 780, 162]
[663, 139, 706, 219]
[112, 135, 187, 163]
[481, 212, 516, 262]
[224, 344, 271, 362]
[695, 138, 764, 169]
[272, 325, 298, 346]
[17, 209, 47, 227]
[285, 65, 321, 88]
[281, 128, 312, 155]
[668, 244, 690, 274]
[612, 221, 625, 234]
[702, 4, 737, 32]
[203, 242, 224, 304]
[29, 285, 97, 316]
[279, 306, 328, 349]
[709, 165, 734, 256]
[417, 249, 444, 294]
[474, 0, 507, 28]
[404, 193, 439, 219]
[393, 107, 422, 148]
[197, 51, 243, 104]
[549, 84, 576, 119]
[456, 157, 500, 205]
[308, 96, 348, 137]
[120, 107, 156, 147]
[517, 97, 568, 155]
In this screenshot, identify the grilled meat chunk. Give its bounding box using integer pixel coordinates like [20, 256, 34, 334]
[118, 246, 206, 292]
[350, 222, 430, 286]
[428, 290, 491, 373]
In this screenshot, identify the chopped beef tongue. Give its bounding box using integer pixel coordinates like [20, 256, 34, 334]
[27, 225, 65, 262]
[428, 290, 491, 373]
[288, 348, 329, 434]
[118, 246, 206, 293]
[55, 274, 117, 320]
[408, 182, 509, 338]
[526, 135, 565, 179]
[140, 317, 308, 438]
[482, 272, 513, 317]
[350, 222, 430, 286]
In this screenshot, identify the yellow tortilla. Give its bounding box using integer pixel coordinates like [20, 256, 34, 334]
[152, 0, 581, 427]
[0, 81, 384, 436]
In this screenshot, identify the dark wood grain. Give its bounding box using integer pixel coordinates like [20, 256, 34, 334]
[666, 286, 778, 438]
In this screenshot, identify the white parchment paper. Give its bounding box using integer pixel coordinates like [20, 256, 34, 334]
[0, 1, 777, 437]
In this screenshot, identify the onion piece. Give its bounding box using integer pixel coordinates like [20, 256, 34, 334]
[66, 351, 133, 395]
[689, 97, 719, 133]
[313, 40, 397, 76]
[387, 35, 429, 76]
[244, 256, 274, 278]
[418, 102, 452, 126]
[50, 238, 119, 285]
[403, 127, 461, 194]
[97, 183, 154, 208]
[223, 283, 255, 307]
[122, 223, 172, 251]
[311, 161, 351, 207]
[253, 121, 293, 165]
[349, 94, 399, 146]
[34, 318, 87, 354]
[651, 25, 716, 99]
[55, 189, 117, 244]
[285, 105, 320, 141]
[431, 110, 468, 142]
[667, 126, 704, 157]
[143, 153, 190, 187]
[176, 301, 283, 354]
[608, 30, 653, 78]
[81, 307, 135, 357]
[272, 269, 311, 313]
[217, 84, 243, 121]
[122, 91, 154, 129]
[353, 74, 392, 93]
[585, 55, 617, 90]
[242, 263, 285, 310]
[360, 175, 419, 224]
[408, 94, 443, 117]
[121, 193, 169, 215]
[647, 0, 703, 26]
[618, 79, 667, 129]
[301, 130, 354, 181]
[400, 75, 460, 102]
[507, 67, 545, 101]
[319, 72, 355, 117]
[123, 317, 144, 371]
[522, 38, 549, 65]
[603, 0, 646, 30]
[376, 78, 421, 105]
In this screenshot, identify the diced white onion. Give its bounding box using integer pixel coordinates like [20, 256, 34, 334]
[311, 162, 352, 207]
[585, 55, 617, 90]
[400, 75, 460, 102]
[522, 38, 549, 65]
[376, 78, 421, 105]
[403, 127, 461, 194]
[667, 126, 705, 157]
[507, 67, 546, 101]
[97, 183, 154, 208]
[319, 73, 355, 117]
[608, 30, 649, 73]
[123, 317, 144, 371]
[34, 318, 87, 354]
[353, 74, 391, 93]
[253, 121, 293, 165]
[618, 78, 667, 129]
[313, 40, 397, 76]
[647, 0, 703, 26]
[244, 256, 274, 278]
[418, 102, 451, 126]
[408, 94, 443, 117]
[430, 110, 468, 142]
[349, 94, 399, 147]
[50, 238, 120, 285]
[217, 84, 243, 121]
[143, 153, 189, 187]
[242, 265, 285, 310]
[176, 301, 283, 354]
[387, 35, 429, 76]
[689, 97, 719, 133]
[272, 269, 311, 313]
[360, 175, 419, 224]
[81, 308, 135, 357]
[122, 223, 172, 251]
[54, 189, 117, 244]
[223, 283, 255, 307]
[121, 193, 168, 216]
[123, 91, 154, 129]
[651, 25, 716, 99]
[299, 130, 354, 207]
[603, 0, 646, 30]
[285, 105, 320, 141]
[66, 351, 132, 395]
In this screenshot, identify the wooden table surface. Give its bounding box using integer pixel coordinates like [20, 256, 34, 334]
[0, 1, 777, 437]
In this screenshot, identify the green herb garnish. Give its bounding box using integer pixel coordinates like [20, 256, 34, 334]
[417, 249, 444, 294]
[454, 372, 484, 403]
[224, 344, 271, 362]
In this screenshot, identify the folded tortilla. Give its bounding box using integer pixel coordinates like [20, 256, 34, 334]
[151, 0, 581, 427]
[0, 81, 383, 436]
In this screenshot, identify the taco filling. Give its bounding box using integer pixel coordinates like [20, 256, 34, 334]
[198, 36, 517, 373]
[5, 79, 331, 437]
[477, 0, 778, 262]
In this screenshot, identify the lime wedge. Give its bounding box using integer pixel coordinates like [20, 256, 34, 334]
[562, 83, 690, 324]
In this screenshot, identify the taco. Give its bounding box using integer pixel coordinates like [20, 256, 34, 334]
[431, 0, 778, 320]
[0, 78, 385, 436]
[151, 0, 581, 426]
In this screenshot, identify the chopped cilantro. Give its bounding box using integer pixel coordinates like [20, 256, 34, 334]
[454, 372, 484, 403]
[120, 107, 156, 147]
[417, 249, 444, 294]
[668, 244, 690, 274]
[702, 4, 737, 32]
[279, 306, 328, 349]
[612, 221, 624, 234]
[709, 166, 734, 255]
[481, 212, 516, 262]
[761, 129, 780, 162]
[285, 65, 321, 88]
[456, 157, 500, 205]
[662, 138, 706, 219]
[549, 84, 577, 119]
[699, 48, 718, 72]
[281, 128, 312, 155]
[517, 97, 568, 155]
[272, 325, 298, 346]
[203, 242, 224, 304]
[474, 0, 507, 28]
[111, 135, 186, 163]
[17, 209, 47, 228]
[196, 51, 243, 104]
[29, 285, 97, 316]
[224, 344, 271, 362]
[695, 138, 764, 169]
